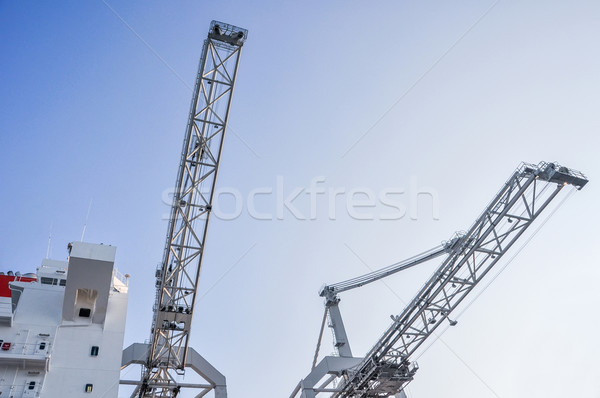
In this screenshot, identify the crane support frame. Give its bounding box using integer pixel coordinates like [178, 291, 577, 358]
[122, 20, 247, 398]
[292, 161, 587, 398]
[122, 343, 226, 397]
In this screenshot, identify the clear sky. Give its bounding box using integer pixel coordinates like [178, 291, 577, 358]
[1, 1, 599, 397]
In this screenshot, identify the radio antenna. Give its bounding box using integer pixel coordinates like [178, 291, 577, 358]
[46, 223, 53, 259]
[81, 198, 93, 241]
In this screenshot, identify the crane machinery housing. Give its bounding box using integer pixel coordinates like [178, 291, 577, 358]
[291, 161, 588, 398]
[121, 20, 247, 398]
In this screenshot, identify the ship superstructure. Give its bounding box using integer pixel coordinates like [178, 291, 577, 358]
[0, 241, 129, 397]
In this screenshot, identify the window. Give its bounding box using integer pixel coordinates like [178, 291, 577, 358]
[85, 384, 93, 393]
[59, 279, 66, 286]
[28, 381, 35, 390]
[40, 277, 54, 285]
[39, 342, 46, 350]
[90, 346, 99, 356]
[79, 308, 91, 318]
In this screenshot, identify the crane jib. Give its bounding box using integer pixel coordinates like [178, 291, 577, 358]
[120, 21, 247, 398]
[338, 162, 587, 397]
[291, 161, 588, 398]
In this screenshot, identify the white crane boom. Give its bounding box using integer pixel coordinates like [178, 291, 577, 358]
[292, 161, 587, 398]
[121, 21, 247, 398]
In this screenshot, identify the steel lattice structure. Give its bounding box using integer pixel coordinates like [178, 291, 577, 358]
[292, 161, 587, 398]
[121, 21, 247, 398]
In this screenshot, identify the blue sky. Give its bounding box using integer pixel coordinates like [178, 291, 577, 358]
[1, 1, 599, 397]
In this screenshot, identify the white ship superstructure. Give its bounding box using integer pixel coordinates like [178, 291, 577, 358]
[0, 242, 128, 397]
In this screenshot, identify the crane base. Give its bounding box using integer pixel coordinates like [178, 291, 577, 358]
[120, 343, 226, 397]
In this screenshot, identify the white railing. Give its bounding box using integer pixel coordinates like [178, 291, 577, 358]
[112, 268, 129, 287]
[0, 341, 50, 357]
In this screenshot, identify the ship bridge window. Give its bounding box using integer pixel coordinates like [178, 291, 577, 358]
[85, 384, 93, 393]
[41, 277, 55, 285]
[59, 279, 66, 286]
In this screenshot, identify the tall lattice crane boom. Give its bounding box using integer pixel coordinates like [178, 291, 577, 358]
[121, 20, 247, 398]
[292, 161, 587, 398]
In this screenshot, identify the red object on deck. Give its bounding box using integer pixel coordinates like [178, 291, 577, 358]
[0, 275, 37, 298]
[1, 342, 11, 351]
